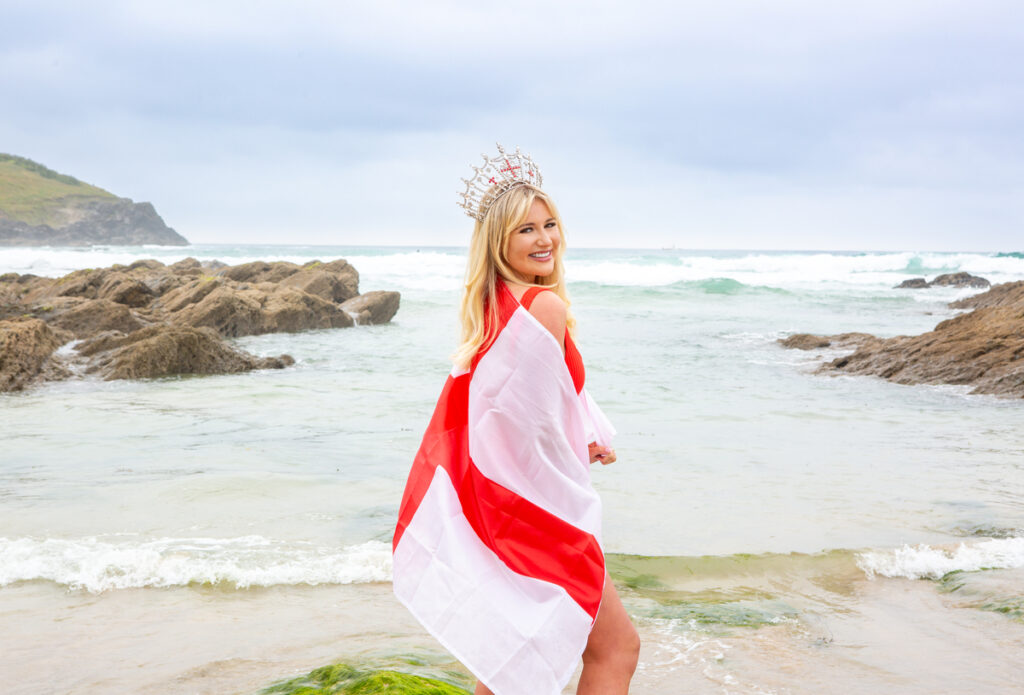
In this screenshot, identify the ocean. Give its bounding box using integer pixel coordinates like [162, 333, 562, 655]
[2, 244, 1023, 694]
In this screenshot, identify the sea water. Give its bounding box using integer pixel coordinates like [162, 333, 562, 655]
[1, 245, 1023, 693]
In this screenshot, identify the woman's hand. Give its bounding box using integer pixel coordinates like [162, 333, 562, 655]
[588, 442, 616, 465]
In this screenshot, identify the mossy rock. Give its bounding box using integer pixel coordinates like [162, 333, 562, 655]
[262, 663, 471, 695]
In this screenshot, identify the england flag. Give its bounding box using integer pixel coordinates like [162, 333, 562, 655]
[393, 283, 615, 695]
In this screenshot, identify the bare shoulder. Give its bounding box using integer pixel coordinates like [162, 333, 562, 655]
[526, 290, 567, 350]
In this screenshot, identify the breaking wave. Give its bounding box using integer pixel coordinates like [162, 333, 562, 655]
[856, 537, 1024, 580]
[0, 535, 393, 593]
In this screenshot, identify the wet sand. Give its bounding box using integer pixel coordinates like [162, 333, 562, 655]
[4, 568, 1023, 694]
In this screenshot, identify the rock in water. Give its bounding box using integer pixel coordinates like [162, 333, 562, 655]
[778, 334, 832, 350]
[0, 317, 69, 392]
[929, 272, 990, 288]
[780, 281, 1024, 398]
[777, 333, 879, 351]
[895, 278, 929, 289]
[0, 256, 399, 390]
[894, 272, 990, 289]
[341, 291, 401, 325]
[80, 325, 294, 380]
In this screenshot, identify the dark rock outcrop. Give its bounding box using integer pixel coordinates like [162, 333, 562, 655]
[47, 298, 145, 339]
[79, 325, 294, 380]
[895, 272, 990, 289]
[780, 281, 1024, 397]
[0, 257, 399, 391]
[0, 318, 70, 391]
[0, 197, 188, 247]
[778, 332, 881, 352]
[896, 278, 929, 289]
[930, 272, 990, 288]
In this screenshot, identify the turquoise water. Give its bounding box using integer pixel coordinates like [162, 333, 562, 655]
[2, 244, 1023, 693]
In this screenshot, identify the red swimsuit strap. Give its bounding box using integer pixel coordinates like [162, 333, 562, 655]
[519, 286, 550, 310]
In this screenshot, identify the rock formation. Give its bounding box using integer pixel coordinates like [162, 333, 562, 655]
[779, 281, 1024, 398]
[0, 318, 71, 391]
[895, 272, 990, 289]
[79, 325, 294, 380]
[0, 257, 400, 392]
[341, 291, 403, 326]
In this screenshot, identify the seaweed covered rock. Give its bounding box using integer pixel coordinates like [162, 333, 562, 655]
[262, 663, 471, 695]
[46, 297, 145, 339]
[97, 273, 155, 307]
[80, 324, 294, 380]
[0, 317, 70, 391]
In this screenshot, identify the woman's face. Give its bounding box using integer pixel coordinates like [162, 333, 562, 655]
[504, 198, 561, 283]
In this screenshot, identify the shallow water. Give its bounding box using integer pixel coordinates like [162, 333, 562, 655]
[2, 244, 1024, 693]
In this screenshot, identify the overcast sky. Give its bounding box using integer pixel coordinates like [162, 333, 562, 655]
[2, 1, 1022, 250]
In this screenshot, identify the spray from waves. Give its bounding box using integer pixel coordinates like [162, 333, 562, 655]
[0, 535, 393, 593]
[856, 537, 1024, 580]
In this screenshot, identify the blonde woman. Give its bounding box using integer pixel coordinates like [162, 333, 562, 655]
[393, 145, 639, 695]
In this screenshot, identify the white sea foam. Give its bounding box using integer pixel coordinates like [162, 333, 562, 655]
[0, 535, 393, 593]
[856, 537, 1024, 580]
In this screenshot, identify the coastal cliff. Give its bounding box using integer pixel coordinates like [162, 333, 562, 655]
[0, 153, 188, 246]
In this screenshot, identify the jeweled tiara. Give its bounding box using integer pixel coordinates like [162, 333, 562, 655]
[457, 143, 543, 222]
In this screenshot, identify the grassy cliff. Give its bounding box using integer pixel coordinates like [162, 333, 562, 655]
[0, 154, 187, 246]
[0, 153, 115, 226]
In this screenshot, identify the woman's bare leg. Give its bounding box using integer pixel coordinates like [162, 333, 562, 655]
[473, 574, 638, 695]
[577, 574, 640, 694]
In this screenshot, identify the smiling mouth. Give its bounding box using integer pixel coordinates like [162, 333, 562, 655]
[529, 251, 552, 259]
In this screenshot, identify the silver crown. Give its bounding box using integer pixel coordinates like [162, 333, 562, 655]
[457, 143, 543, 221]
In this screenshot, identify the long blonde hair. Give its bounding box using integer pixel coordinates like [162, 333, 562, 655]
[452, 184, 575, 369]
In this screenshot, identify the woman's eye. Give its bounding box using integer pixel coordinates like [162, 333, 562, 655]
[545, 222, 557, 229]
[519, 227, 533, 234]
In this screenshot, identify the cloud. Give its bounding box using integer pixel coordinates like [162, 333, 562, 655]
[1, 0, 1022, 249]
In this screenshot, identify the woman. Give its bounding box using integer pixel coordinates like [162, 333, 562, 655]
[393, 145, 639, 695]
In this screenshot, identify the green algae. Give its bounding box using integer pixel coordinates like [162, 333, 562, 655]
[261, 663, 472, 695]
[937, 569, 1024, 623]
[642, 599, 797, 628]
[605, 550, 859, 632]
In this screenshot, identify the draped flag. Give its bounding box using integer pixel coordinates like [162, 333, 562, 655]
[393, 283, 615, 695]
